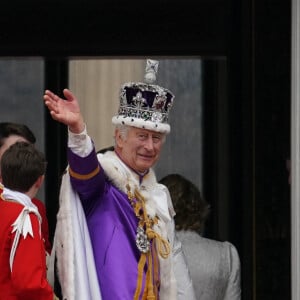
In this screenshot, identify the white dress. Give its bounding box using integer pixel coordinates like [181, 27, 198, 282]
[176, 230, 241, 300]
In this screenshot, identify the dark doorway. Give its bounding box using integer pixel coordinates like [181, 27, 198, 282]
[1, 0, 291, 299]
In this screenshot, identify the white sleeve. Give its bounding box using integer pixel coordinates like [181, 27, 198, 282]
[68, 125, 93, 158]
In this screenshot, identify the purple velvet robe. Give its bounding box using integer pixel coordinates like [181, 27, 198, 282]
[68, 148, 150, 299]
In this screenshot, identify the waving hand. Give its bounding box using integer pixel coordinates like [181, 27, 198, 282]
[43, 89, 85, 133]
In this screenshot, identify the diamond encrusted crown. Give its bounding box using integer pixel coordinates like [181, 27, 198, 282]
[112, 59, 174, 134]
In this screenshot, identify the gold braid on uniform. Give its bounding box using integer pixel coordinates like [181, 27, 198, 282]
[126, 184, 170, 300]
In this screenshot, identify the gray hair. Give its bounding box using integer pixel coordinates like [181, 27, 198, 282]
[115, 124, 130, 140]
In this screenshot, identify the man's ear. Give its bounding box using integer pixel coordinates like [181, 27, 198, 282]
[35, 175, 45, 189]
[115, 128, 124, 148]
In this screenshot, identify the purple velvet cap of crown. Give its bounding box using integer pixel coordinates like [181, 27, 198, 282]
[123, 83, 174, 114]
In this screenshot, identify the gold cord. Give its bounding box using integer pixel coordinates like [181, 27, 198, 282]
[127, 184, 170, 300]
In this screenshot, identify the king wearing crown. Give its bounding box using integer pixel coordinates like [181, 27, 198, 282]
[44, 59, 196, 300]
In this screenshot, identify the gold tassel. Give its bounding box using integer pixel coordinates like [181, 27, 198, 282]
[134, 253, 147, 300]
[145, 251, 155, 300]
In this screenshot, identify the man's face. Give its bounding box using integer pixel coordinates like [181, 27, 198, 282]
[116, 127, 165, 174]
[0, 135, 28, 161]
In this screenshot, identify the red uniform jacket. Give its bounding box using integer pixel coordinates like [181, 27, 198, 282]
[0, 198, 54, 300]
[0, 187, 51, 254]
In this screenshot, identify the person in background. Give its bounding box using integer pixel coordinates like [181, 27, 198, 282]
[159, 173, 241, 300]
[44, 59, 196, 300]
[0, 142, 58, 300]
[0, 122, 51, 255]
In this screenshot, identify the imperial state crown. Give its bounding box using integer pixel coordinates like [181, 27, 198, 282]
[112, 59, 175, 134]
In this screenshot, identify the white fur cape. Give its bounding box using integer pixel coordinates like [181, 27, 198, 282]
[47, 170, 101, 300]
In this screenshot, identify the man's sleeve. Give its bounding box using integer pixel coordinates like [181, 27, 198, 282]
[224, 242, 242, 300]
[171, 221, 197, 300]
